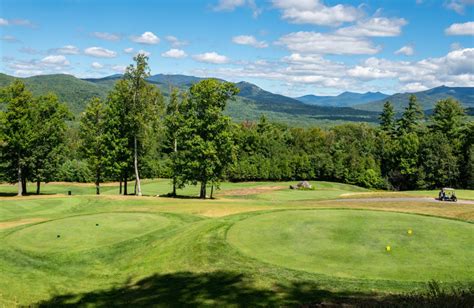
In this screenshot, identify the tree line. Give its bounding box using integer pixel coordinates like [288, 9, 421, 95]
[1, 55, 473, 197]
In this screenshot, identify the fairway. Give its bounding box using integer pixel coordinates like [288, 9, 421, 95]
[0, 181, 473, 306]
[5, 212, 171, 252]
[227, 209, 474, 281]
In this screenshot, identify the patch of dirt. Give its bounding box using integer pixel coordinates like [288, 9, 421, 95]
[217, 186, 287, 196]
[0, 218, 46, 230]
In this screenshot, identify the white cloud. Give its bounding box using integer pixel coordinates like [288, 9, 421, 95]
[214, 0, 245, 11]
[450, 42, 463, 50]
[91, 62, 104, 69]
[131, 31, 160, 44]
[193, 52, 229, 64]
[54, 45, 80, 55]
[336, 17, 407, 37]
[272, 0, 362, 26]
[232, 35, 268, 48]
[92, 32, 121, 41]
[445, 0, 474, 14]
[213, 0, 262, 17]
[161, 49, 187, 58]
[445, 21, 474, 35]
[136, 49, 151, 57]
[124, 47, 134, 54]
[0, 18, 8, 26]
[111, 65, 127, 73]
[276, 31, 381, 55]
[41, 55, 70, 66]
[165, 35, 188, 47]
[394, 45, 414, 56]
[1, 35, 19, 43]
[84, 47, 117, 58]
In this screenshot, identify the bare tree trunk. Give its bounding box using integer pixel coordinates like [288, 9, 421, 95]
[17, 163, 22, 196]
[172, 138, 177, 197]
[36, 180, 41, 195]
[124, 177, 128, 195]
[22, 178, 27, 195]
[95, 169, 100, 195]
[200, 181, 207, 199]
[119, 179, 122, 195]
[210, 184, 214, 199]
[134, 136, 142, 196]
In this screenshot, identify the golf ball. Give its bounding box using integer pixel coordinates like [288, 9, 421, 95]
[408, 229, 413, 235]
[386, 245, 391, 252]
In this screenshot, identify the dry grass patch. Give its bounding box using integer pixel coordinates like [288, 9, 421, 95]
[0, 218, 47, 230]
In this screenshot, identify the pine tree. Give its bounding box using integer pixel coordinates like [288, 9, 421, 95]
[379, 101, 396, 134]
[398, 95, 424, 134]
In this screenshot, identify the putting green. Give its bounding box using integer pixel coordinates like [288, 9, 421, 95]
[5, 212, 171, 252]
[227, 210, 474, 282]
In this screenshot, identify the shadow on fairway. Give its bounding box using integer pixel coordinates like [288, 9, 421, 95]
[35, 271, 357, 307]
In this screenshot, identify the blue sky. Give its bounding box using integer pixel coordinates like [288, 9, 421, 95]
[1, 0, 473, 96]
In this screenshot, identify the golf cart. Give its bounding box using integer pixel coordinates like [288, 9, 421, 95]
[438, 188, 457, 202]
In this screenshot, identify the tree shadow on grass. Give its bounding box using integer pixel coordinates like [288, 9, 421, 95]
[33, 272, 474, 307]
[0, 192, 56, 197]
[34, 271, 358, 307]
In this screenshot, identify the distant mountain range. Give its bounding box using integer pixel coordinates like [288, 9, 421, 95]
[354, 86, 474, 112]
[0, 73, 379, 126]
[296, 86, 473, 112]
[0, 72, 472, 126]
[296, 91, 389, 107]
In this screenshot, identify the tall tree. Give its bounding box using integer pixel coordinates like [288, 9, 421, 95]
[379, 101, 396, 133]
[175, 79, 239, 199]
[398, 95, 424, 134]
[0, 80, 34, 195]
[30, 93, 70, 194]
[164, 88, 184, 196]
[80, 97, 108, 195]
[430, 98, 465, 138]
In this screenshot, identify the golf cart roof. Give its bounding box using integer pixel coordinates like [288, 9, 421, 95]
[442, 188, 455, 191]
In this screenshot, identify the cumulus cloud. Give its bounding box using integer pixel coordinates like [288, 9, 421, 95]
[276, 31, 381, 55]
[165, 35, 188, 47]
[272, 0, 362, 26]
[124, 47, 134, 54]
[91, 62, 104, 69]
[445, 21, 474, 35]
[131, 31, 160, 44]
[4, 55, 71, 77]
[395, 45, 414, 56]
[0, 18, 8, 26]
[92, 31, 121, 41]
[213, 0, 262, 17]
[111, 65, 127, 73]
[41, 55, 70, 66]
[193, 52, 229, 64]
[136, 49, 151, 57]
[192, 48, 474, 94]
[445, 0, 474, 14]
[232, 35, 268, 48]
[53, 45, 80, 55]
[161, 49, 187, 58]
[336, 17, 407, 37]
[1, 35, 20, 43]
[84, 47, 117, 58]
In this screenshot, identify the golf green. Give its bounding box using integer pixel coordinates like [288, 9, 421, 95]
[227, 209, 474, 282]
[5, 212, 171, 252]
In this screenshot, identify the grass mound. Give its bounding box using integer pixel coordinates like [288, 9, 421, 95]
[227, 209, 474, 281]
[5, 212, 171, 252]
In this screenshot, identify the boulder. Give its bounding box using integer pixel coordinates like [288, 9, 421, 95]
[290, 181, 312, 190]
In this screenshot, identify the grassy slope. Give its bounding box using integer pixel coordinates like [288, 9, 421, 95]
[0, 181, 473, 306]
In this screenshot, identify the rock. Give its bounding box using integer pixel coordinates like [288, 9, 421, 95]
[290, 181, 312, 190]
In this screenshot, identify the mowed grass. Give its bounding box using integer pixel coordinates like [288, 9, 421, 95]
[228, 209, 474, 281]
[0, 180, 473, 306]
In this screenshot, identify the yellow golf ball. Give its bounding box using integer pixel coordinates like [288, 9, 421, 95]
[408, 229, 413, 235]
[386, 245, 391, 252]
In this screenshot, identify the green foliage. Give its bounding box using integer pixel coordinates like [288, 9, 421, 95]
[57, 159, 93, 182]
[430, 98, 465, 138]
[379, 101, 396, 134]
[174, 79, 239, 198]
[398, 95, 424, 134]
